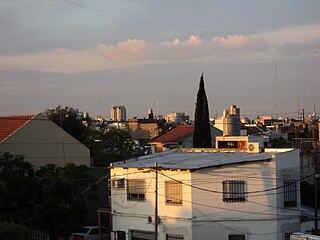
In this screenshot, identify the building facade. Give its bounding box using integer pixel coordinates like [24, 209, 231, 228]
[0, 113, 90, 168]
[111, 106, 127, 122]
[109, 147, 301, 240]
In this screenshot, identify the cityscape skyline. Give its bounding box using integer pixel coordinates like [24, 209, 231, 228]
[0, 0, 319, 119]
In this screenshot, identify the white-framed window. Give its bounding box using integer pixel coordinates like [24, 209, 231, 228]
[109, 178, 126, 190]
[283, 180, 297, 208]
[165, 181, 182, 206]
[166, 234, 184, 240]
[127, 179, 146, 201]
[228, 234, 245, 240]
[222, 180, 246, 202]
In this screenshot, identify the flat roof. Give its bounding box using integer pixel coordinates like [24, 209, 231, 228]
[111, 148, 274, 170]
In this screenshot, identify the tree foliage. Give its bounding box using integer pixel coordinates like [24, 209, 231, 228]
[44, 105, 89, 142]
[0, 222, 28, 240]
[83, 126, 136, 166]
[193, 73, 212, 148]
[30, 164, 94, 239]
[0, 153, 96, 239]
[0, 153, 40, 224]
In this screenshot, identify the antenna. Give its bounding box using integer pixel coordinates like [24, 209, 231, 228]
[157, 100, 159, 118]
[274, 64, 278, 119]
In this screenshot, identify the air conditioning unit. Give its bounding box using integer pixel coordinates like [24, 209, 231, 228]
[147, 216, 161, 224]
[247, 142, 261, 153]
[108, 178, 125, 190]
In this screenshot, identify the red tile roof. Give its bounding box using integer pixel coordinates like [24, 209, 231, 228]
[150, 125, 194, 143]
[0, 115, 35, 143]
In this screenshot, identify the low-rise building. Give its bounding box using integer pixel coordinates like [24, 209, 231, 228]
[0, 113, 90, 168]
[149, 125, 222, 153]
[109, 147, 301, 240]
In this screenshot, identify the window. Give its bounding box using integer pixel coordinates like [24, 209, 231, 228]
[166, 234, 184, 240]
[127, 179, 146, 201]
[283, 180, 297, 208]
[130, 230, 153, 240]
[284, 232, 292, 240]
[89, 228, 99, 235]
[223, 180, 246, 202]
[165, 181, 182, 205]
[117, 231, 126, 240]
[228, 234, 245, 240]
[109, 178, 126, 189]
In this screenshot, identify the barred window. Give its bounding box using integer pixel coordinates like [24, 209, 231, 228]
[283, 180, 297, 208]
[165, 181, 182, 205]
[127, 179, 146, 201]
[284, 232, 292, 240]
[228, 234, 245, 240]
[223, 180, 246, 202]
[166, 234, 184, 240]
[117, 231, 126, 240]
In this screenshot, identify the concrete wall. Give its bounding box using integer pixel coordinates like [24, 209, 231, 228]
[111, 167, 193, 240]
[111, 149, 301, 240]
[191, 152, 300, 240]
[0, 113, 90, 168]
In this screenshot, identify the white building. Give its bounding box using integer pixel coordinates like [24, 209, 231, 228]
[165, 112, 189, 124]
[109, 147, 301, 240]
[111, 106, 127, 122]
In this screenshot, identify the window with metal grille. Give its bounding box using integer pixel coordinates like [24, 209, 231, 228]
[228, 234, 245, 240]
[283, 180, 297, 208]
[117, 231, 126, 240]
[223, 180, 246, 202]
[127, 179, 146, 201]
[165, 181, 182, 205]
[284, 232, 292, 240]
[166, 234, 184, 240]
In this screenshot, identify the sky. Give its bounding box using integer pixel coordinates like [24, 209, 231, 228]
[0, 0, 320, 120]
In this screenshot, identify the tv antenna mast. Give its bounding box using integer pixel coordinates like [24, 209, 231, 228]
[274, 64, 278, 119]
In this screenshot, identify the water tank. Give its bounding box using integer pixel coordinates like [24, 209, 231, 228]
[223, 114, 240, 136]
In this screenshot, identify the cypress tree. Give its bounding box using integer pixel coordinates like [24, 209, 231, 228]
[193, 73, 212, 148]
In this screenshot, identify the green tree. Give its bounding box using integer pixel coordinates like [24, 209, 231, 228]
[193, 73, 212, 148]
[0, 153, 40, 224]
[44, 105, 89, 142]
[83, 126, 136, 166]
[31, 164, 94, 240]
[0, 222, 28, 240]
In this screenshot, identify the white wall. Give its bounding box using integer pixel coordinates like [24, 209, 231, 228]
[191, 156, 300, 240]
[111, 167, 193, 240]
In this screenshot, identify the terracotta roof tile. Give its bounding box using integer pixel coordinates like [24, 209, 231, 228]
[0, 115, 34, 143]
[150, 125, 194, 143]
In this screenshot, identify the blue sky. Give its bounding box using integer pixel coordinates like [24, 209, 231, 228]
[0, 0, 320, 119]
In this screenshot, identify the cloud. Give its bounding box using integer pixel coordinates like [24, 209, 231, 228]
[277, 38, 320, 56]
[0, 34, 269, 73]
[211, 35, 268, 53]
[96, 39, 147, 62]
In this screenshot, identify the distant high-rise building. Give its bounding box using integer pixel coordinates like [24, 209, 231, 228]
[148, 108, 154, 120]
[111, 106, 126, 122]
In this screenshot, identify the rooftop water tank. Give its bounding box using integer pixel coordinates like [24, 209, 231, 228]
[223, 114, 240, 136]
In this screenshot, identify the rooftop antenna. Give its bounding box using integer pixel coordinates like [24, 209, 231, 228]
[274, 64, 278, 119]
[99, 97, 101, 117]
[157, 100, 159, 117]
[297, 97, 300, 119]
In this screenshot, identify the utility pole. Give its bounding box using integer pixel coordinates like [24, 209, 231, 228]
[154, 162, 159, 240]
[315, 170, 319, 234]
